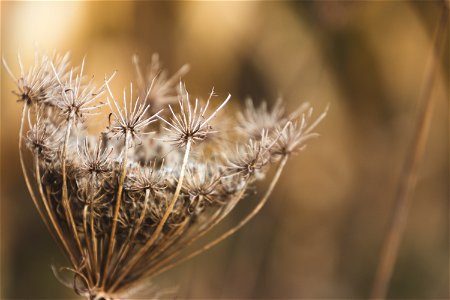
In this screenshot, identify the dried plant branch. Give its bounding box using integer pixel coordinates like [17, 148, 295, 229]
[3, 51, 327, 299]
[370, 6, 449, 300]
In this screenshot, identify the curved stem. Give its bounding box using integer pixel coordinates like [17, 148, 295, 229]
[19, 105, 50, 232]
[139, 181, 249, 276]
[20, 105, 78, 267]
[108, 189, 151, 281]
[134, 214, 191, 271]
[35, 153, 78, 267]
[101, 130, 131, 288]
[108, 139, 192, 291]
[116, 155, 288, 293]
[128, 216, 191, 283]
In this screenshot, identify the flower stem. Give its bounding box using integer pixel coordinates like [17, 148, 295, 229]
[116, 155, 288, 294]
[108, 139, 192, 291]
[19, 105, 50, 234]
[61, 114, 84, 257]
[101, 130, 131, 288]
[35, 152, 78, 267]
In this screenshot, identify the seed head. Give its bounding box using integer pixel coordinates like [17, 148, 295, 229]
[125, 161, 168, 194]
[271, 104, 329, 157]
[26, 113, 62, 160]
[133, 53, 190, 111]
[9, 51, 327, 300]
[183, 164, 223, 214]
[106, 81, 161, 143]
[51, 58, 109, 122]
[76, 138, 113, 180]
[226, 130, 273, 179]
[3, 51, 70, 107]
[158, 83, 231, 148]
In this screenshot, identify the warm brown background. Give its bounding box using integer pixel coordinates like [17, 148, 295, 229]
[1, 1, 448, 299]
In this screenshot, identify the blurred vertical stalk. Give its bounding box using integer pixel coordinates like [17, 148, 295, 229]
[370, 5, 448, 300]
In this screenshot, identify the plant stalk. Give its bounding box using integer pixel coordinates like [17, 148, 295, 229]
[370, 6, 449, 299]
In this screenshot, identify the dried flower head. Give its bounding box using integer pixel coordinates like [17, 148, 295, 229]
[158, 83, 231, 148]
[4, 51, 327, 300]
[133, 54, 190, 111]
[76, 138, 113, 180]
[226, 130, 273, 179]
[274, 104, 328, 156]
[125, 161, 168, 194]
[3, 51, 70, 106]
[26, 113, 62, 160]
[51, 58, 108, 122]
[106, 81, 161, 143]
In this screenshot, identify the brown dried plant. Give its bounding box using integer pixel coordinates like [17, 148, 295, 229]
[3, 52, 327, 300]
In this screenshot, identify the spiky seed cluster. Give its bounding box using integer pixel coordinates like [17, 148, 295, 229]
[133, 53, 190, 112]
[158, 83, 231, 148]
[51, 58, 108, 121]
[3, 52, 70, 106]
[26, 114, 62, 161]
[77, 138, 113, 180]
[106, 82, 160, 143]
[4, 52, 327, 300]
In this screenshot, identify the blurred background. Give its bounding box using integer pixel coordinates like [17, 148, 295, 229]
[1, 1, 448, 299]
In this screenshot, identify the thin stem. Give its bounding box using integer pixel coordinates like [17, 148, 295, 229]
[370, 7, 448, 300]
[20, 104, 78, 267]
[108, 139, 192, 291]
[143, 182, 249, 273]
[83, 205, 95, 287]
[35, 153, 78, 267]
[61, 114, 84, 256]
[116, 155, 288, 293]
[135, 214, 191, 270]
[89, 175, 101, 284]
[90, 200, 99, 283]
[19, 105, 51, 233]
[101, 130, 131, 288]
[128, 217, 191, 282]
[108, 189, 151, 281]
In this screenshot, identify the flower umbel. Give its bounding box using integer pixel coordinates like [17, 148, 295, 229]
[4, 51, 327, 300]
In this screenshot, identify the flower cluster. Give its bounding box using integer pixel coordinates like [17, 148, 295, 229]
[4, 52, 327, 300]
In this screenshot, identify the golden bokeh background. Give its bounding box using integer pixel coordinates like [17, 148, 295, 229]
[1, 1, 448, 299]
